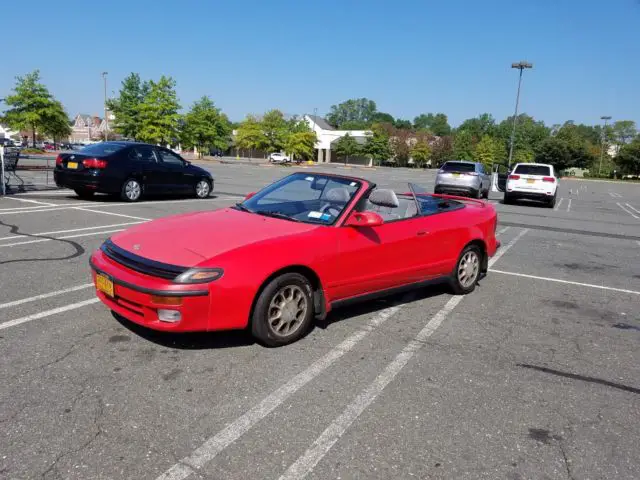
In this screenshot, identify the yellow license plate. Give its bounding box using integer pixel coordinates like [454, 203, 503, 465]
[527, 179, 535, 183]
[67, 162, 78, 169]
[96, 274, 114, 297]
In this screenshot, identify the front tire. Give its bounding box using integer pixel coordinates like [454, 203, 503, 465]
[449, 244, 483, 295]
[251, 273, 314, 347]
[121, 178, 142, 202]
[195, 179, 211, 199]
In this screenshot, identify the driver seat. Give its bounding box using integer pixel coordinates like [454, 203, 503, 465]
[367, 189, 400, 221]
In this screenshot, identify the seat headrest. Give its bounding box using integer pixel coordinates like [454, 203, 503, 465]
[369, 189, 399, 208]
[325, 187, 351, 203]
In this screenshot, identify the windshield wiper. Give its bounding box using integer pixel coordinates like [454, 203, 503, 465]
[254, 210, 301, 222]
[234, 203, 253, 213]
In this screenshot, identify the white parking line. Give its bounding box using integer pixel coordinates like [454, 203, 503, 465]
[277, 229, 529, 480]
[490, 269, 640, 295]
[0, 228, 127, 248]
[2, 196, 58, 207]
[0, 298, 100, 331]
[0, 283, 94, 310]
[616, 203, 639, 219]
[497, 226, 510, 234]
[0, 221, 144, 241]
[567, 198, 572, 212]
[554, 197, 564, 211]
[626, 203, 640, 215]
[73, 207, 150, 221]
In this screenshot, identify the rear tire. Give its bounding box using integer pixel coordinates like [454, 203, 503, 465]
[503, 193, 512, 205]
[251, 273, 314, 347]
[449, 244, 483, 295]
[121, 178, 142, 202]
[547, 194, 557, 209]
[482, 188, 489, 199]
[74, 189, 95, 200]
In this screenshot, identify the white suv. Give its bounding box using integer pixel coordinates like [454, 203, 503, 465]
[504, 163, 558, 208]
[269, 152, 290, 163]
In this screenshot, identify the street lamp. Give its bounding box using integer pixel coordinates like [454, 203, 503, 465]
[507, 61, 533, 168]
[102, 72, 108, 141]
[599, 115, 612, 176]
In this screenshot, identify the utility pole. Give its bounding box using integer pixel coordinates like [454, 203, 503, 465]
[507, 61, 533, 168]
[599, 115, 612, 176]
[102, 72, 108, 141]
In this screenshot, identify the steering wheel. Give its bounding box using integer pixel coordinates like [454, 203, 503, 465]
[319, 203, 341, 217]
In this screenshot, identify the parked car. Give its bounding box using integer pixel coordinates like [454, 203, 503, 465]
[504, 163, 558, 208]
[269, 152, 290, 163]
[434, 161, 491, 198]
[54, 141, 214, 201]
[89, 172, 500, 346]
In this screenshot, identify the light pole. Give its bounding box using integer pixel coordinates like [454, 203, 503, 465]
[507, 61, 533, 168]
[102, 72, 108, 141]
[599, 115, 612, 176]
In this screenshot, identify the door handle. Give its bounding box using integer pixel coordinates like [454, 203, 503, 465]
[417, 231, 428, 236]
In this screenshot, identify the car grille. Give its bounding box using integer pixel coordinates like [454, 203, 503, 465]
[101, 239, 187, 280]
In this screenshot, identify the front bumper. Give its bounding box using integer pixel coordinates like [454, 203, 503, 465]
[90, 250, 211, 332]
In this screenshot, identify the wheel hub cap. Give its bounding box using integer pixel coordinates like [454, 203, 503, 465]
[268, 285, 308, 337]
[458, 251, 480, 288]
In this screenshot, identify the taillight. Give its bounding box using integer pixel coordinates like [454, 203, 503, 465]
[542, 176, 555, 183]
[82, 158, 108, 169]
[55, 155, 63, 166]
[508, 174, 520, 180]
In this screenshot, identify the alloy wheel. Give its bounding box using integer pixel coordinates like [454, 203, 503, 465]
[267, 285, 308, 338]
[457, 251, 480, 288]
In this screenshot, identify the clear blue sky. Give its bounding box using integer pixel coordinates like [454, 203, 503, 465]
[2, 0, 639, 127]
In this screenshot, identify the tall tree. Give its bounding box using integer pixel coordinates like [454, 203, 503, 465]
[106, 73, 148, 139]
[284, 131, 317, 161]
[615, 138, 640, 175]
[2, 70, 64, 147]
[326, 98, 377, 129]
[371, 112, 395, 124]
[42, 100, 72, 146]
[473, 135, 505, 169]
[612, 120, 637, 148]
[181, 96, 231, 157]
[413, 113, 451, 136]
[410, 137, 432, 167]
[394, 118, 412, 130]
[458, 113, 496, 140]
[496, 114, 550, 159]
[136, 76, 181, 145]
[363, 124, 393, 165]
[332, 133, 361, 165]
[235, 115, 267, 158]
[535, 137, 572, 171]
[261, 109, 289, 153]
[453, 130, 474, 160]
[430, 135, 454, 167]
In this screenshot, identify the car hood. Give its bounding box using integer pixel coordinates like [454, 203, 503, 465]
[109, 208, 317, 267]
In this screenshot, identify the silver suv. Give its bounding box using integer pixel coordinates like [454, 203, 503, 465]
[434, 161, 491, 198]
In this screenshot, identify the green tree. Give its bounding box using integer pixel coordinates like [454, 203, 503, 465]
[363, 124, 392, 165]
[284, 131, 317, 161]
[394, 118, 412, 130]
[326, 98, 377, 129]
[413, 113, 451, 136]
[371, 112, 395, 124]
[453, 130, 474, 160]
[235, 115, 267, 157]
[612, 120, 637, 149]
[535, 137, 572, 171]
[615, 138, 640, 175]
[106, 73, 148, 139]
[182, 96, 231, 157]
[554, 122, 595, 169]
[497, 114, 550, 161]
[430, 135, 454, 167]
[42, 100, 72, 146]
[458, 113, 496, 140]
[2, 70, 65, 147]
[261, 109, 288, 153]
[410, 139, 432, 167]
[333, 133, 361, 165]
[136, 76, 181, 145]
[473, 135, 504, 169]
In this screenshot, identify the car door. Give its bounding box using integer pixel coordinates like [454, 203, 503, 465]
[492, 162, 510, 192]
[127, 145, 161, 193]
[155, 148, 190, 193]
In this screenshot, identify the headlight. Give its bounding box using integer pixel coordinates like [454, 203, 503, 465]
[174, 268, 224, 284]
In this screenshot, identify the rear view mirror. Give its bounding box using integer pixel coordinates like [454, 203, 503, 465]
[244, 192, 256, 200]
[310, 177, 328, 191]
[344, 211, 384, 227]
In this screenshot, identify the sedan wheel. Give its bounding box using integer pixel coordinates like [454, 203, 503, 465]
[121, 179, 142, 202]
[450, 245, 482, 295]
[251, 273, 314, 347]
[195, 179, 211, 198]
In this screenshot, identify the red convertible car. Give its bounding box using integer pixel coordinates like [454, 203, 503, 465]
[90, 172, 500, 346]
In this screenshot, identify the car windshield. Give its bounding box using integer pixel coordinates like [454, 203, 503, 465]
[80, 143, 127, 156]
[409, 182, 463, 214]
[238, 173, 361, 224]
[440, 162, 475, 172]
[514, 164, 551, 176]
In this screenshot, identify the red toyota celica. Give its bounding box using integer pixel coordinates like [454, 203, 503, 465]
[90, 172, 500, 346]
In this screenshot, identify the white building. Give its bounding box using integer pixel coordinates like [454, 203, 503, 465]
[304, 115, 371, 165]
[0, 124, 20, 141]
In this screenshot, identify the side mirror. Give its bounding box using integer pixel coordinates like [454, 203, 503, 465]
[344, 211, 384, 227]
[244, 192, 256, 200]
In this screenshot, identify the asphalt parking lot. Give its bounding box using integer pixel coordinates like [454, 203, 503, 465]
[1, 163, 639, 480]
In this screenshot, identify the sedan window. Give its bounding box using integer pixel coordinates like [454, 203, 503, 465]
[129, 146, 157, 163]
[158, 150, 185, 165]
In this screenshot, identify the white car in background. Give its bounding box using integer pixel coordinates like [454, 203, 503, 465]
[504, 163, 558, 208]
[269, 152, 290, 163]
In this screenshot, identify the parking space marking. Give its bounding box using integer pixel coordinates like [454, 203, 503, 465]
[0, 283, 93, 310]
[0, 222, 144, 241]
[155, 304, 404, 480]
[497, 226, 510, 234]
[0, 228, 128, 248]
[567, 198, 572, 212]
[278, 229, 529, 480]
[609, 192, 623, 198]
[490, 269, 640, 296]
[617, 203, 639, 219]
[2, 196, 58, 207]
[73, 207, 151, 221]
[554, 198, 565, 211]
[627, 204, 640, 215]
[0, 298, 99, 331]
